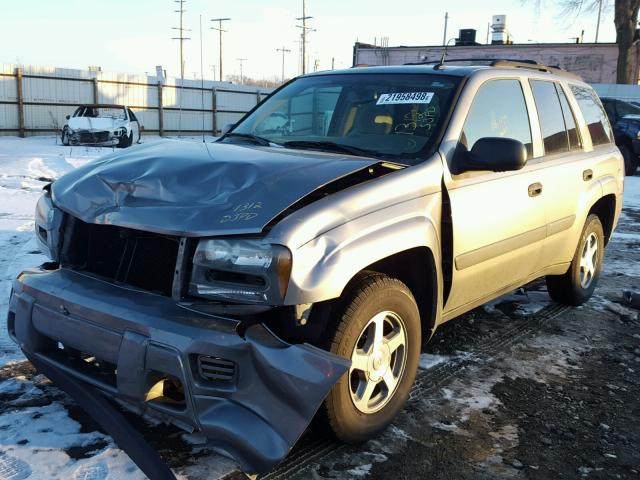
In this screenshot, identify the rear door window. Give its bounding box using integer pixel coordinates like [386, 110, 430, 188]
[460, 79, 532, 159]
[556, 85, 582, 150]
[530, 80, 569, 156]
[569, 85, 612, 146]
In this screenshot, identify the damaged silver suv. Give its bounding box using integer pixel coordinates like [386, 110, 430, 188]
[8, 60, 624, 475]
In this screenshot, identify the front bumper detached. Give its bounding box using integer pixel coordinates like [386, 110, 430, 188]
[8, 267, 349, 474]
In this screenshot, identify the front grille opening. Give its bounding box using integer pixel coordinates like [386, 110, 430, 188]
[51, 342, 118, 388]
[78, 132, 109, 143]
[145, 373, 186, 410]
[196, 355, 236, 382]
[61, 217, 180, 296]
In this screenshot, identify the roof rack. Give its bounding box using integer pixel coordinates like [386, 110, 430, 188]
[403, 58, 581, 79]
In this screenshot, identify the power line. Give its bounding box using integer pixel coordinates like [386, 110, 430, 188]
[171, 0, 191, 79]
[211, 17, 231, 82]
[276, 46, 291, 83]
[296, 0, 313, 74]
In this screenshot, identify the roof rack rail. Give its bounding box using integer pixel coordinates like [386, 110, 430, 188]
[403, 58, 581, 79]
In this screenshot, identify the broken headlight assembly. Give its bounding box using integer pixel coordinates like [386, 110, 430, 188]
[189, 239, 292, 305]
[34, 190, 64, 262]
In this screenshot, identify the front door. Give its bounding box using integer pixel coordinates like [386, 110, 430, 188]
[443, 78, 546, 317]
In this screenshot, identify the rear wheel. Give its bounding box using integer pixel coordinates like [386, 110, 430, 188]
[546, 214, 604, 306]
[320, 272, 421, 443]
[620, 144, 638, 176]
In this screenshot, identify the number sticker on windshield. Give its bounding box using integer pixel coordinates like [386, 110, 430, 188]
[376, 92, 434, 105]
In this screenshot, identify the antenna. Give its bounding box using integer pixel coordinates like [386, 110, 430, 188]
[211, 17, 231, 82]
[436, 37, 456, 70]
[172, 0, 191, 79]
[276, 46, 291, 83]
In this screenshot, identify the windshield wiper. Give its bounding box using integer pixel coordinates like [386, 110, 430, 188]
[223, 132, 273, 146]
[283, 140, 380, 158]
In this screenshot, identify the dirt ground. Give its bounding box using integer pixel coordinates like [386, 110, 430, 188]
[1, 174, 639, 479]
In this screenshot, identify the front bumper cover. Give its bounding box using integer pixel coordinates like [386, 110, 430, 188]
[8, 267, 349, 474]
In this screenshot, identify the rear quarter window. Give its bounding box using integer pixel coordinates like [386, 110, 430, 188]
[569, 85, 613, 147]
[530, 80, 569, 156]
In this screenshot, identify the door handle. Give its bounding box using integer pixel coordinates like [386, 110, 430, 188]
[528, 182, 543, 197]
[583, 169, 593, 181]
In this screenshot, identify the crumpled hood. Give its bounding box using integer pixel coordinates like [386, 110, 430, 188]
[68, 116, 125, 131]
[51, 139, 379, 236]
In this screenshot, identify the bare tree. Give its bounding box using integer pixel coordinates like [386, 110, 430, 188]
[533, 0, 640, 83]
[613, 0, 640, 82]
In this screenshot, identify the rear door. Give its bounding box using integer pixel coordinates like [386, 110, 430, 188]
[536, 83, 617, 267]
[443, 78, 547, 316]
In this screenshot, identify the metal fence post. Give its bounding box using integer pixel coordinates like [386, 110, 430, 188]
[212, 88, 217, 136]
[15, 67, 25, 138]
[157, 82, 164, 137]
[256, 89, 261, 105]
[92, 78, 99, 104]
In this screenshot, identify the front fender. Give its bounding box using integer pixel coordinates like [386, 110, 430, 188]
[284, 194, 442, 305]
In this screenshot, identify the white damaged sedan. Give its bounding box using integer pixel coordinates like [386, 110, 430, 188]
[61, 104, 141, 147]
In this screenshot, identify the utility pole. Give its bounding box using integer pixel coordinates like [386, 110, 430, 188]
[172, 0, 191, 79]
[211, 17, 231, 82]
[442, 12, 449, 47]
[595, 0, 603, 43]
[296, 0, 313, 74]
[276, 46, 291, 83]
[237, 58, 247, 84]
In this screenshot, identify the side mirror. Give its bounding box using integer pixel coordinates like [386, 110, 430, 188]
[65, 115, 70, 120]
[221, 123, 235, 136]
[456, 137, 527, 173]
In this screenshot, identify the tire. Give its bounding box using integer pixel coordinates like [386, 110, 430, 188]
[61, 128, 69, 146]
[118, 131, 133, 148]
[320, 272, 421, 443]
[546, 214, 605, 306]
[620, 144, 638, 176]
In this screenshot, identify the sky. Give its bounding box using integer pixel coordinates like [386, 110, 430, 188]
[1, 0, 616, 82]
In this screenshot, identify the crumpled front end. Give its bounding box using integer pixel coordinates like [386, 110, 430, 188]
[68, 128, 121, 146]
[8, 267, 349, 473]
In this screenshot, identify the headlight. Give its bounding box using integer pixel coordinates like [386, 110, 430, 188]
[34, 190, 64, 262]
[189, 239, 292, 305]
[115, 127, 127, 137]
[636, 130, 640, 140]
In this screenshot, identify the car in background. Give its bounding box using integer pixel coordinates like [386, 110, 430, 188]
[600, 97, 640, 175]
[61, 104, 141, 148]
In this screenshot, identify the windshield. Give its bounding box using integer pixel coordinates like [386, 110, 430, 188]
[228, 73, 461, 162]
[73, 106, 126, 119]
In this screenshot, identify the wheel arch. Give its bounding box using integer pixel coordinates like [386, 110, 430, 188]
[363, 247, 439, 341]
[588, 193, 617, 245]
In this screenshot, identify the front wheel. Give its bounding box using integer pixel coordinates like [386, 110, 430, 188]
[321, 272, 421, 443]
[546, 214, 604, 306]
[118, 131, 133, 148]
[61, 128, 69, 146]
